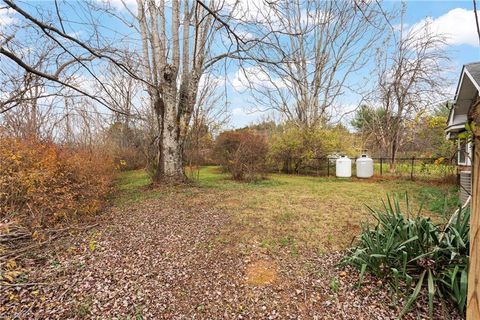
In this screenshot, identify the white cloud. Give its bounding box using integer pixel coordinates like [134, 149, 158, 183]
[0, 8, 17, 27]
[222, 0, 274, 23]
[230, 106, 269, 127]
[230, 66, 287, 92]
[410, 8, 480, 47]
[197, 73, 225, 92]
[230, 68, 251, 92]
[235, 30, 255, 41]
[231, 107, 244, 116]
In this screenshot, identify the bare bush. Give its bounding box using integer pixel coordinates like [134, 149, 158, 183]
[214, 130, 268, 181]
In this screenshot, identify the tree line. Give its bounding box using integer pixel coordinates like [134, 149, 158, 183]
[0, 0, 452, 183]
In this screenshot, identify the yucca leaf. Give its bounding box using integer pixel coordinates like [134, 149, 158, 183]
[345, 195, 470, 316]
[451, 228, 465, 248]
[459, 269, 468, 312]
[359, 263, 367, 285]
[428, 270, 435, 319]
[407, 250, 436, 264]
[400, 270, 426, 318]
[398, 235, 419, 248]
[416, 200, 425, 218]
[450, 265, 459, 288]
[405, 273, 413, 288]
[394, 195, 401, 214]
[402, 251, 408, 275]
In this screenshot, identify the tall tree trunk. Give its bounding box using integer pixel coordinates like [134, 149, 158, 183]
[161, 97, 185, 181]
[135, 0, 213, 183]
[160, 131, 185, 181]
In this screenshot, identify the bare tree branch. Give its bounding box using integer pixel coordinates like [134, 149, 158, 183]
[2, 0, 152, 88]
[0, 47, 128, 115]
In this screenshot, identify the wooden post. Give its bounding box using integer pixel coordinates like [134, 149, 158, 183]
[410, 156, 415, 180]
[327, 158, 330, 177]
[380, 157, 383, 176]
[467, 101, 480, 320]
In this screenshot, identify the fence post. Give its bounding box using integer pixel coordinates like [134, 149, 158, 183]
[410, 156, 415, 180]
[327, 158, 330, 177]
[380, 157, 383, 176]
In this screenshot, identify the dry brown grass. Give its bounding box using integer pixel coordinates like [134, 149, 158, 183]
[196, 167, 457, 253]
[116, 167, 458, 253]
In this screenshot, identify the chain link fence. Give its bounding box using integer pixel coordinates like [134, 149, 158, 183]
[286, 156, 456, 181]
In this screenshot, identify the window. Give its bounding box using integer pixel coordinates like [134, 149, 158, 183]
[458, 139, 471, 166]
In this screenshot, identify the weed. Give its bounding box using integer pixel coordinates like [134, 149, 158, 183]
[260, 239, 276, 250]
[330, 278, 340, 293]
[279, 236, 294, 248]
[416, 186, 459, 216]
[76, 300, 91, 318]
[133, 305, 144, 320]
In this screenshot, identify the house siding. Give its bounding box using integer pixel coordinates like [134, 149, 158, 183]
[460, 170, 472, 205]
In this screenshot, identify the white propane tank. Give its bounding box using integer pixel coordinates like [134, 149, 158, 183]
[356, 154, 373, 178]
[336, 156, 352, 178]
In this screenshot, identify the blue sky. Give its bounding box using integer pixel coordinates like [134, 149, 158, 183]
[228, 1, 480, 128]
[398, 1, 479, 67]
[1, 1, 480, 129]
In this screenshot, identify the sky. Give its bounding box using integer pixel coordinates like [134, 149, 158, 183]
[228, 1, 480, 128]
[1, 1, 480, 129]
[211, 0, 480, 128]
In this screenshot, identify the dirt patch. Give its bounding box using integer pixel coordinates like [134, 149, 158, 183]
[245, 260, 278, 285]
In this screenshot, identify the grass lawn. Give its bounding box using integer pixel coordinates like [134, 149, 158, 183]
[114, 166, 459, 253]
[6, 166, 462, 318]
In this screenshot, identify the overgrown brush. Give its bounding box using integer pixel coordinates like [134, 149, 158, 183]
[342, 195, 469, 318]
[214, 130, 268, 181]
[0, 138, 115, 228]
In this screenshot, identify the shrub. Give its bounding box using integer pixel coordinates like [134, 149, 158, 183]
[214, 130, 268, 181]
[0, 138, 115, 228]
[112, 146, 146, 171]
[105, 122, 147, 170]
[268, 124, 358, 173]
[342, 195, 469, 318]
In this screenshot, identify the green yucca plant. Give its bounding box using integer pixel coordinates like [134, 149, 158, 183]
[342, 194, 469, 318]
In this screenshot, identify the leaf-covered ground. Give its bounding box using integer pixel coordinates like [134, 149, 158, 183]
[1, 168, 462, 319]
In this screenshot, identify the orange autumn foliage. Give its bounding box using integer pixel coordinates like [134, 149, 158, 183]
[0, 138, 115, 228]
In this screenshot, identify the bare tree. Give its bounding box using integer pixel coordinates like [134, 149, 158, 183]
[185, 73, 229, 178]
[0, 0, 138, 116]
[237, 0, 390, 128]
[0, 34, 73, 139]
[351, 104, 391, 156]
[133, 0, 209, 181]
[1, 0, 251, 183]
[99, 54, 142, 150]
[372, 19, 450, 170]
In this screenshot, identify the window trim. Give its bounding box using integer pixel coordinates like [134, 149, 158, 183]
[458, 139, 472, 166]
